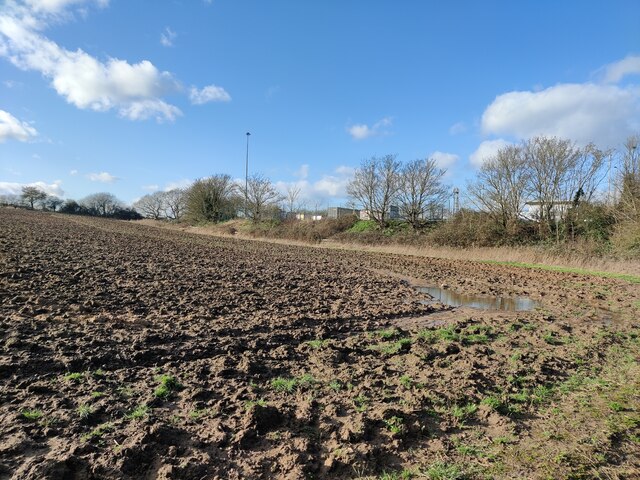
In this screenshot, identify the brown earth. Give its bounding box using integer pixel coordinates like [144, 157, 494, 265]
[1, 208, 639, 479]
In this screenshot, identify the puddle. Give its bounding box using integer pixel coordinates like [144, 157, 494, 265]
[418, 286, 541, 312]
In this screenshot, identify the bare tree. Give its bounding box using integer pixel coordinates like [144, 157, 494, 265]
[467, 145, 530, 230]
[347, 154, 401, 228]
[397, 157, 447, 228]
[616, 135, 640, 221]
[81, 192, 121, 217]
[0, 194, 21, 207]
[186, 175, 236, 223]
[21, 186, 47, 209]
[523, 137, 581, 236]
[163, 188, 187, 220]
[133, 192, 166, 220]
[285, 184, 301, 214]
[45, 196, 64, 212]
[245, 174, 283, 223]
[523, 136, 607, 237]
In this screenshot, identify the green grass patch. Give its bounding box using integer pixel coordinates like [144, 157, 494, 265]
[62, 372, 84, 382]
[125, 404, 150, 420]
[348, 220, 378, 233]
[77, 404, 93, 420]
[21, 409, 43, 421]
[372, 328, 400, 340]
[305, 339, 329, 349]
[81, 422, 114, 442]
[418, 325, 492, 345]
[271, 377, 298, 393]
[424, 461, 467, 479]
[354, 393, 369, 412]
[379, 468, 416, 479]
[383, 415, 405, 435]
[399, 375, 413, 389]
[244, 398, 268, 410]
[153, 374, 182, 399]
[451, 403, 478, 422]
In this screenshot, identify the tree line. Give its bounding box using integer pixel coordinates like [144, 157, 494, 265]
[346, 134, 639, 250]
[5, 189, 142, 220]
[6, 133, 639, 251]
[6, 173, 285, 224]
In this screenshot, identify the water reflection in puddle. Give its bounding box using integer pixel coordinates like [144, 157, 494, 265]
[418, 286, 541, 312]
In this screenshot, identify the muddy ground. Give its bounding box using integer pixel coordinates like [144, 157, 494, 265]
[1, 209, 639, 479]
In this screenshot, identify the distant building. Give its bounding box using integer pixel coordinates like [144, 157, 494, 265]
[359, 205, 400, 221]
[327, 206, 359, 219]
[524, 201, 573, 221]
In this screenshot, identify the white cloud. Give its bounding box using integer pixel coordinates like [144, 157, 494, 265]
[0, 109, 37, 142]
[0, 180, 64, 197]
[142, 184, 159, 191]
[87, 171, 117, 182]
[335, 165, 355, 176]
[160, 27, 176, 47]
[469, 139, 511, 168]
[189, 84, 231, 104]
[24, 0, 108, 14]
[347, 117, 392, 140]
[118, 99, 181, 122]
[294, 164, 309, 180]
[601, 54, 640, 84]
[481, 83, 640, 147]
[275, 165, 355, 204]
[69, 169, 78, 175]
[164, 179, 193, 191]
[430, 151, 459, 170]
[449, 121, 467, 135]
[0, 1, 182, 122]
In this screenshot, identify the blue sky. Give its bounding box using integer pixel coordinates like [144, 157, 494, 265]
[1, 0, 639, 207]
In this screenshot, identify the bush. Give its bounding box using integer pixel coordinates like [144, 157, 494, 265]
[245, 216, 358, 243]
[610, 220, 640, 256]
[426, 210, 507, 247]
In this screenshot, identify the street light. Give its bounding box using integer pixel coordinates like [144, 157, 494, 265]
[245, 132, 250, 218]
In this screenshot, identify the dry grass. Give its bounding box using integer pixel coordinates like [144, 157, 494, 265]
[323, 241, 640, 278]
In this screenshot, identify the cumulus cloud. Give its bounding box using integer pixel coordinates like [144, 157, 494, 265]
[481, 83, 640, 147]
[0, 109, 37, 142]
[601, 54, 640, 84]
[87, 171, 117, 182]
[160, 27, 176, 47]
[0, 1, 183, 122]
[469, 139, 511, 168]
[347, 117, 392, 140]
[69, 169, 78, 175]
[430, 151, 459, 170]
[0, 179, 64, 197]
[189, 84, 231, 104]
[275, 165, 355, 204]
[164, 179, 193, 191]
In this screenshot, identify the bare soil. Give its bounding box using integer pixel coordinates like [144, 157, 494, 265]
[1, 209, 639, 479]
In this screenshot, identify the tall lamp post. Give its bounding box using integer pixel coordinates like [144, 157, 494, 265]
[245, 132, 251, 218]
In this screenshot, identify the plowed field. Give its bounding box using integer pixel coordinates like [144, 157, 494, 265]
[1, 209, 639, 479]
